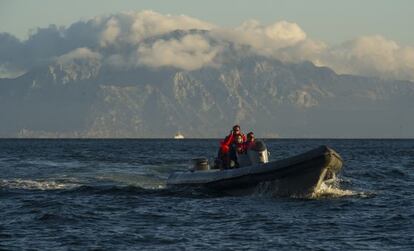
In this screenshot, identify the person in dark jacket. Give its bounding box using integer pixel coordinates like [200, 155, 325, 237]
[244, 132, 256, 151]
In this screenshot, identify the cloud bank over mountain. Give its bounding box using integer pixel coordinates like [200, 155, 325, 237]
[136, 34, 219, 70]
[1, 10, 414, 138]
[0, 10, 413, 81]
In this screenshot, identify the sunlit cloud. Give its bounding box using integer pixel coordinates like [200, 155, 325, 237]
[57, 47, 101, 64]
[318, 36, 414, 80]
[98, 10, 214, 47]
[0, 10, 413, 81]
[212, 20, 307, 56]
[136, 34, 220, 70]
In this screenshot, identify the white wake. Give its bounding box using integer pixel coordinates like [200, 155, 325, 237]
[0, 179, 80, 190]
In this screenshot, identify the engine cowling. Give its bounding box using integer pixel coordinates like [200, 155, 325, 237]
[247, 140, 269, 165]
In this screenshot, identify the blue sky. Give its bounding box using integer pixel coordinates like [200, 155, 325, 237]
[0, 0, 412, 45]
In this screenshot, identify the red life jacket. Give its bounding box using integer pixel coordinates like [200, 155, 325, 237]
[219, 141, 230, 154]
[220, 132, 246, 154]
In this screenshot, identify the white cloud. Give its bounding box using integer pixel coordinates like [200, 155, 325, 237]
[128, 10, 214, 43]
[210, 21, 414, 81]
[1, 10, 414, 81]
[100, 17, 121, 47]
[96, 10, 215, 47]
[54, 48, 102, 83]
[263, 21, 306, 45]
[317, 36, 414, 80]
[213, 21, 414, 81]
[278, 39, 328, 64]
[136, 34, 219, 70]
[212, 20, 307, 56]
[0, 63, 26, 78]
[57, 47, 102, 64]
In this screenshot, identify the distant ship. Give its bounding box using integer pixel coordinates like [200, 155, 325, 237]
[174, 132, 184, 139]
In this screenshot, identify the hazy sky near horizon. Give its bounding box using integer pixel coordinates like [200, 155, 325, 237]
[0, 0, 412, 46]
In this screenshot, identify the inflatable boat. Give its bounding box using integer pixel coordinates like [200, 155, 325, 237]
[167, 142, 343, 196]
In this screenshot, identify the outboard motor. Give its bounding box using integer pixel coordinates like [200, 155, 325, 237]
[190, 158, 210, 171]
[247, 140, 269, 165]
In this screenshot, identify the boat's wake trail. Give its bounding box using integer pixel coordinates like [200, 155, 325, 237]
[95, 173, 167, 190]
[0, 178, 80, 191]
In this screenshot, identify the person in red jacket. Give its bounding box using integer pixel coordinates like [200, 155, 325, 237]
[222, 125, 246, 147]
[217, 125, 246, 169]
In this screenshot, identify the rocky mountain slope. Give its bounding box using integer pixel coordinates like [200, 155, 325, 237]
[1, 54, 413, 138]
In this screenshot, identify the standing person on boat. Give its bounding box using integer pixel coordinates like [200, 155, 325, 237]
[217, 125, 246, 169]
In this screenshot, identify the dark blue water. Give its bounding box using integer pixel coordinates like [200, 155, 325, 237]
[1, 139, 413, 250]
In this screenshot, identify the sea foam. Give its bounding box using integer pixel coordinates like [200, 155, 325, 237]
[0, 179, 80, 190]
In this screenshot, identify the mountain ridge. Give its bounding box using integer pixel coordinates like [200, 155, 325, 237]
[1, 53, 413, 138]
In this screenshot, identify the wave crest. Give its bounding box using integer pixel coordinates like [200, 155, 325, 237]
[311, 178, 371, 199]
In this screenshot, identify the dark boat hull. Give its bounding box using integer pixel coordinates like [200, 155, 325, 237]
[167, 145, 343, 196]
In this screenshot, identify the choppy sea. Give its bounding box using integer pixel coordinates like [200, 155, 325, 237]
[0, 139, 413, 250]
